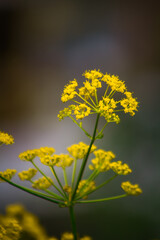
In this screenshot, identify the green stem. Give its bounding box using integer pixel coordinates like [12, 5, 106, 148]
[76, 93, 97, 111]
[76, 174, 118, 200]
[72, 113, 100, 200]
[63, 168, 68, 185]
[96, 122, 108, 139]
[89, 95, 97, 107]
[74, 169, 99, 199]
[69, 206, 77, 240]
[31, 161, 64, 197]
[103, 85, 109, 98]
[72, 158, 77, 188]
[50, 166, 67, 198]
[69, 116, 91, 139]
[94, 89, 99, 105]
[29, 179, 64, 200]
[77, 194, 127, 204]
[0, 175, 62, 204]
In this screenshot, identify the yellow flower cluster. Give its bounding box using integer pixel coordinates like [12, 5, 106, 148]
[0, 217, 22, 240]
[55, 154, 74, 168]
[18, 168, 37, 181]
[102, 73, 126, 93]
[67, 142, 96, 159]
[0, 203, 59, 240]
[19, 147, 55, 161]
[1, 204, 93, 240]
[32, 176, 53, 190]
[0, 169, 17, 182]
[38, 147, 55, 157]
[19, 149, 39, 161]
[98, 97, 120, 123]
[57, 105, 75, 120]
[74, 104, 91, 120]
[110, 161, 132, 175]
[121, 181, 142, 195]
[120, 91, 138, 116]
[89, 150, 115, 172]
[61, 232, 92, 240]
[0, 131, 14, 145]
[77, 180, 96, 198]
[61, 79, 78, 102]
[40, 155, 59, 166]
[58, 69, 138, 123]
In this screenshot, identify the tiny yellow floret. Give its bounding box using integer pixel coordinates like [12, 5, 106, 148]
[121, 181, 142, 195]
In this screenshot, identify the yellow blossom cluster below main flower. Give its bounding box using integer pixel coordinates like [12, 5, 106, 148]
[0, 204, 92, 240]
[58, 69, 138, 123]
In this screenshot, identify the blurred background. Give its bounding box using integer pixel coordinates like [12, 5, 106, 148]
[0, 0, 160, 239]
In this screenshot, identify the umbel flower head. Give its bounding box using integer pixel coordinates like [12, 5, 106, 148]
[58, 70, 138, 124]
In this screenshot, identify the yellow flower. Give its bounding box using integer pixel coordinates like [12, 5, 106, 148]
[32, 176, 53, 190]
[58, 105, 75, 120]
[67, 142, 96, 159]
[0, 217, 22, 240]
[18, 168, 37, 181]
[89, 149, 115, 172]
[59, 70, 138, 125]
[74, 104, 91, 120]
[0, 225, 6, 239]
[37, 147, 55, 157]
[80, 237, 92, 240]
[19, 149, 39, 161]
[120, 91, 138, 116]
[0, 131, 14, 145]
[99, 97, 120, 124]
[61, 232, 74, 240]
[0, 169, 17, 182]
[3, 203, 54, 240]
[121, 181, 142, 195]
[110, 161, 132, 175]
[40, 155, 59, 166]
[77, 180, 96, 198]
[83, 69, 103, 80]
[63, 185, 72, 194]
[102, 73, 126, 93]
[55, 154, 74, 168]
[61, 79, 78, 102]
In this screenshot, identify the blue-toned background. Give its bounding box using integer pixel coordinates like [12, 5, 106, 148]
[0, 1, 160, 239]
